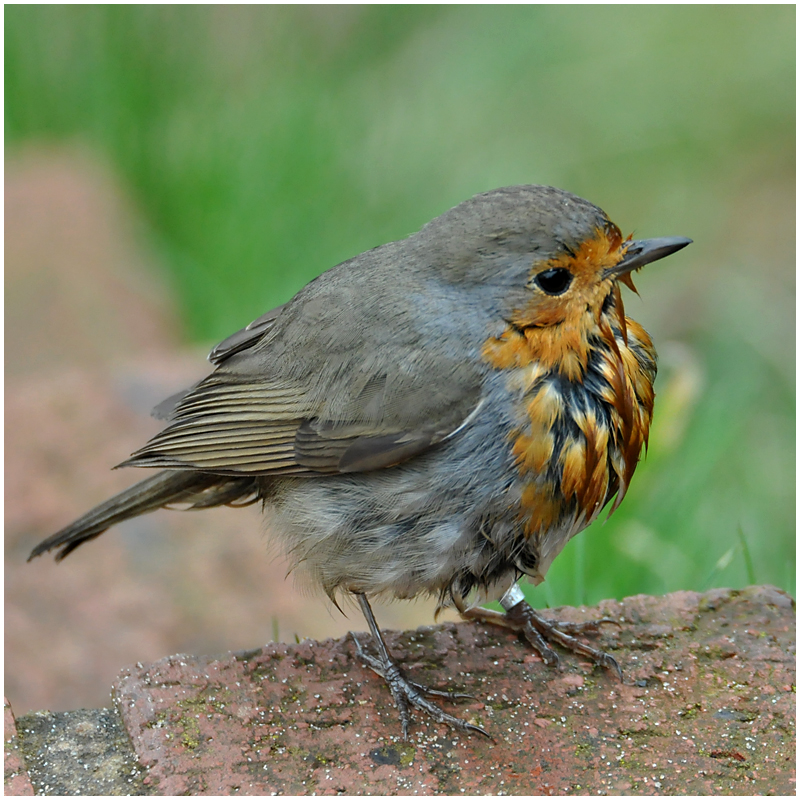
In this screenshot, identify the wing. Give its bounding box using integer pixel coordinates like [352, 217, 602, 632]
[124, 362, 482, 476]
[207, 304, 287, 365]
[151, 304, 288, 421]
[125, 298, 484, 477]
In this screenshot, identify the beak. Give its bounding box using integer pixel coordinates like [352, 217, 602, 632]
[606, 236, 692, 278]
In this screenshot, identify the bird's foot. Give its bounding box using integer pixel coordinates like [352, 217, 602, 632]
[463, 592, 622, 679]
[351, 633, 490, 739]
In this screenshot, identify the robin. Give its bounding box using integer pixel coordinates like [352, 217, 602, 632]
[29, 185, 691, 738]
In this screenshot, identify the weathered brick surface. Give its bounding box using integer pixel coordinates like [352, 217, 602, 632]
[106, 585, 793, 795]
[11, 707, 145, 796]
[4, 699, 34, 796]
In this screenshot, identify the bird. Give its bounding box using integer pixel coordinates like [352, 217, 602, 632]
[29, 185, 691, 738]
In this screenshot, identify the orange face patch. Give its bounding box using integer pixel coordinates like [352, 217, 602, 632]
[516, 225, 626, 325]
[482, 225, 631, 381]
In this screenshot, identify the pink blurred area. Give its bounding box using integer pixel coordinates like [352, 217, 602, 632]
[5, 148, 459, 715]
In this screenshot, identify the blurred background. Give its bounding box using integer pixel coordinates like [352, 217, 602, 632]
[6, 6, 794, 714]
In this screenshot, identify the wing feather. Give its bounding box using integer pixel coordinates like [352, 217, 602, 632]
[127, 273, 486, 476]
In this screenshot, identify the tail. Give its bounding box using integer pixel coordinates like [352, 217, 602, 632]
[28, 470, 259, 562]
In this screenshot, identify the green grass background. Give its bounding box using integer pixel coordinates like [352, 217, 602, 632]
[6, 6, 795, 607]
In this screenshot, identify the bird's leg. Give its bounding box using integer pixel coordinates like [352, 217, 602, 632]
[352, 592, 489, 739]
[463, 584, 622, 679]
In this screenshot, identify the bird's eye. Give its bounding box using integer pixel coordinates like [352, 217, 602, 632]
[534, 268, 573, 295]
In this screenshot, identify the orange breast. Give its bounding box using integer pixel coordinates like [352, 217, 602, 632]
[483, 315, 656, 545]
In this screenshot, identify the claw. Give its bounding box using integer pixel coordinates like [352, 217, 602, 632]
[353, 596, 490, 739]
[463, 589, 622, 680]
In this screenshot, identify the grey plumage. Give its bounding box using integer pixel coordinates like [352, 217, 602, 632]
[28, 186, 615, 602]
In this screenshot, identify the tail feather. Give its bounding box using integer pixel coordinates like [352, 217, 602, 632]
[28, 470, 259, 562]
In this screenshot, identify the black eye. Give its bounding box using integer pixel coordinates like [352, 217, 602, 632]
[534, 268, 573, 295]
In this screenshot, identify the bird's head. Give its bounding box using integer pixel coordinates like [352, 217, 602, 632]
[422, 185, 690, 378]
